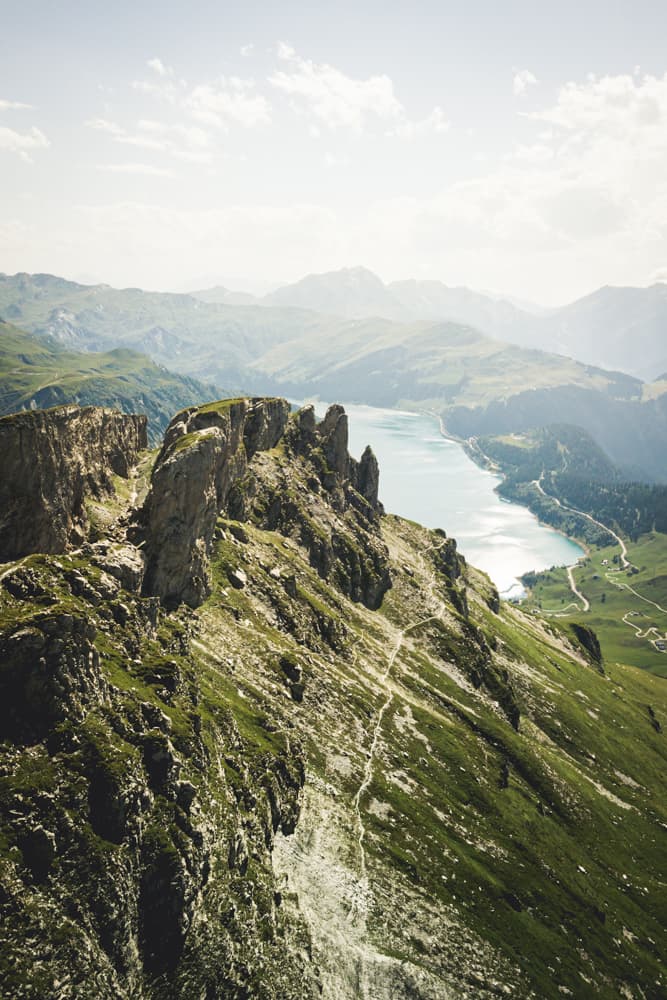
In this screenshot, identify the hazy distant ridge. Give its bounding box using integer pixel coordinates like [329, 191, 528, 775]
[191, 266, 667, 381]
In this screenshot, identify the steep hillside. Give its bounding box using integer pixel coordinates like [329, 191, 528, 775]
[0, 322, 218, 443]
[0, 399, 665, 999]
[0, 404, 146, 560]
[538, 284, 667, 381]
[0, 272, 335, 387]
[249, 317, 667, 479]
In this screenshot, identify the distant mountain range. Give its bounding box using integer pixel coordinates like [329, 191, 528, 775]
[249, 315, 667, 481]
[191, 265, 667, 382]
[2, 269, 667, 479]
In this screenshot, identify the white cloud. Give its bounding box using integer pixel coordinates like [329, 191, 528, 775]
[86, 117, 213, 163]
[186, 78, 270, 129]
[506, 142, 554, 163]
[348, 69, 667, 299]
[387, 106, 450, 139]
[513, 69, 538, 97]
[0, 98, 32, 111]
[649, 265, 667, 284]
[269, 44, 448, 139]
[525, 71, 666, 132]
[132, 76, 183, 103]
[269, 45, 403, 130]
[0, 99, 47, 161]
[131, 67, 270, 130]
[86, 117, 126, 139]
[147, 57, 170, 77]
[240, 43, 254, 58]
[0, 124, 49, 161]
[323, 151, 350, 169]
[97, 162, 176, 178]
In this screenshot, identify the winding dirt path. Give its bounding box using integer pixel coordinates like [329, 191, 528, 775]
[566, 565, 590, 612]
[349, 541, 447, 927]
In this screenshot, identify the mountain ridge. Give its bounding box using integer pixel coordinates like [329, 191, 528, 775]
[3, 270, 667, 479]
[0, 397, 665, 998]
[189, 266, 667, 380]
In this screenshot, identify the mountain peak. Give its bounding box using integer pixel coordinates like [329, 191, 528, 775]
[262, 265, 406, 319]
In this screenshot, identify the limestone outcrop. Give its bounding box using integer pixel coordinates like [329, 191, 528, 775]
[286, 403, 383, 515]
[0, 405, 147, 561]
[139, 398, 290, 608]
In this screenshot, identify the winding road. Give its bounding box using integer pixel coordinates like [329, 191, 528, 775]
[530, 476, 667, 651]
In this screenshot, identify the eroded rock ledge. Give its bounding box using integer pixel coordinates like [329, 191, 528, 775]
[0, 405, 147, 561]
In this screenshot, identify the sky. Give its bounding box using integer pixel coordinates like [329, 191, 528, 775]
[2, 0, 667, 305]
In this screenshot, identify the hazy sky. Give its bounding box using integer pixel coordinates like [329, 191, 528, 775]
[2, 0, 667, 304]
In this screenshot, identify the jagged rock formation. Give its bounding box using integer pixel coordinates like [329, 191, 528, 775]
[0, 405, 146, 560]
[139, 397, 290, 608]
[245, 402, 391, 609]
[285, 403, 381, 511]
[0, 397, 665, 1000]
[139, 399, 390, 612]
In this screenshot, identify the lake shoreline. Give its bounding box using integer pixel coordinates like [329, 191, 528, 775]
[430, 410, 590, 569]
[293, 398, 585, 597]
[424, 408, 586, 585]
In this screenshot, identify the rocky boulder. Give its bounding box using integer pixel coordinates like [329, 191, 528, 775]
[318, 403, 350, 478]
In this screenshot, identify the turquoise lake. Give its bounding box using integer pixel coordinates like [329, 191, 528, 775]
[318, 403, 584, 600]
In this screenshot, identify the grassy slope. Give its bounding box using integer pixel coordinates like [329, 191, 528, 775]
[252, 316, 618, 409]
[193, 513, 667, 998]
[188, 432, 666, 997]
[523, 533, 667, 678]
[0, 321, 219, 443]
[0, 272, 640, 409]
[0, 272, 335, 385]
[0, 406, 665, 997]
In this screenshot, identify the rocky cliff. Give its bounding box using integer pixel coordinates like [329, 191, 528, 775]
[0, 398, 665, 1000]
[138, 399, 390, 611]
[139, 397, 290, 608]
[0, 405, 147, 561]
